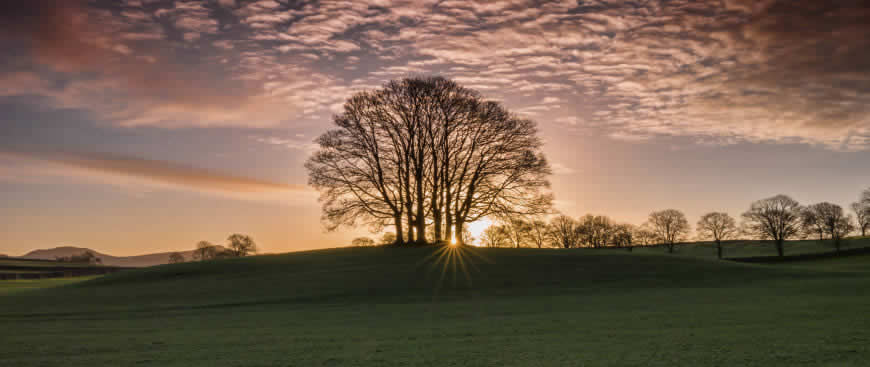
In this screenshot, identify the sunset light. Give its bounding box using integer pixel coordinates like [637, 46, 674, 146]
[2, 1, 870, 366]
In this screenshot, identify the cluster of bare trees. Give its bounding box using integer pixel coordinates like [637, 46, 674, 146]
[171, 234, 258, 263]
[307, 77, 552, 246]
[451, 187, 870, 259]
[740, 191, 870, 256]
[480, 211, 680, 252]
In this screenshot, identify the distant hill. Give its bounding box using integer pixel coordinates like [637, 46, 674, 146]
[19, 246, 205, 267]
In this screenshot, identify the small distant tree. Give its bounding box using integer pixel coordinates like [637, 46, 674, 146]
[576, 214, 614, 248]
[168, 252, 185, 264]
[379, 232, 397, 245]
[611, 223, 635, 251]
[810, 203, 854, 252]
[56, 251, 102, 264]
[503, 218, 531, 248]
[352, 237, 375, 247]
[742, 195, 802, 257]
[633, 226, 657, 247]
[481, 225, 511, 248]
[527, 219, 550, 248]
[227, 234, 257, 257]
[851, 202, 869, 237]
[696, 212, 738, 259]
[646, 209, 690, 253]
[193, 241, 218, 261]
[801, 204, 828, 241]
[548, 215, 580, 248]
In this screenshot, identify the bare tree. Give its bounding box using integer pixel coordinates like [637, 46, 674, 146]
[851, 201, 870, 237]
[633, 226, 657, 247]
[646, 209, 690, 253]
[502, 218, 531, 248]
[307, 77, 552, 245]
[227, 234, 257, 257]
[807, 202, 854, 252]
[801, 204, 828, 241]
[481, 225, 511, 248]
[696, 212, 738, 259]
[742, 195, 802, 257]
[168, 252, 185, 264]
[577, 214, 614, 248]
[527, 218, 550, 248]
[548, 215, 580, 248]
[611, 223, 635, 251]
[192, 241, 218, 261]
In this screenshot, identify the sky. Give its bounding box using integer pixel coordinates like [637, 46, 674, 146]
[1, 0, 869, 256]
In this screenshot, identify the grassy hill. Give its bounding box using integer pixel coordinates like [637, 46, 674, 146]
[630, 236, 870, 259]
[20, 246, 209, 267]
[1, 246, 869, 366]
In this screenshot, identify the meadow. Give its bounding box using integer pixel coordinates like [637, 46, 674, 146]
[1, 240, 869, 366]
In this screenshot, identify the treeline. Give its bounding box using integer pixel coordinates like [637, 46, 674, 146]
[168, 234, 258, 264]
[353, 188, 870, 259]
[55, 251, 102, 264]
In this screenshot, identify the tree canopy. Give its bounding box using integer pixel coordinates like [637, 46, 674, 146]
[307, 77, 553, 245]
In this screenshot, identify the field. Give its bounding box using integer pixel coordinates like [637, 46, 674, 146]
[1, 241, 869, 366]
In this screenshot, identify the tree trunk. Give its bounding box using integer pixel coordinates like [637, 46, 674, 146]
[406, 209, 415, 243]
[455, 220, 465, 246]
[716, 240, 722, 259]
[433, 208, 442, 242]
[776, 239, 784, 257]
[667, 243, 674, 253]
[394, 215, 404, 244]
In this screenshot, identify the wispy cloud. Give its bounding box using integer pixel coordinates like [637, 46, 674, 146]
[0, 150, 314, 201]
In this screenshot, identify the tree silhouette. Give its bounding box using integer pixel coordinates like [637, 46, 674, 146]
[227, 234, 257, 257]
[168, 252, 185, 264]
[611, 223, 635, 251]
[851, 202, 869, 237]
[503, 218, 531, 248]
[193, 241, 218, 261]
[527, 219, 550, 248]
[548, 215, 580, 248]
[577, 214, 614, 248]
[307, 77, 552, 245]
[742, 195, 802, 257]
[379, 232, 397, 245]
[801, 203, 830, 241]
[646, 209, 690, 253]
[352, 237, 375, 247]
[696, 212, 738, 259]
[481, 225, 511, 248]
[805, 202, 854, 252]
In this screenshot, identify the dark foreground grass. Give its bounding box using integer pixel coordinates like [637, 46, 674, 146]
[629, 236, 870, 259]
[1, 246, 869, 366]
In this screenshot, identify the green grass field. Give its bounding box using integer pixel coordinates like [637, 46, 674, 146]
[1, 243, 869, 366]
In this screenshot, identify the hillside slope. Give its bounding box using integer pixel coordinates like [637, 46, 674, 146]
[1, 246, 804, 314]
[2, 246, 869, 367]
[20, 246, 202, 267]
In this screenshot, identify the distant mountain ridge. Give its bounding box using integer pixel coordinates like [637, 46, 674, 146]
[19, 246, 203, 267]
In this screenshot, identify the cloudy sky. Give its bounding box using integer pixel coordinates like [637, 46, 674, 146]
[2, 0, 869, 256]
